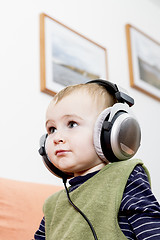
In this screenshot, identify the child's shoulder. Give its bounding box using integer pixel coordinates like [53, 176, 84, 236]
[47, 188, 65, 201]
[43, 188, 65, 211]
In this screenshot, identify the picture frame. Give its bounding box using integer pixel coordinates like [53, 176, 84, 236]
[40, 13, 108, 96]
[126, 24, 160, 101]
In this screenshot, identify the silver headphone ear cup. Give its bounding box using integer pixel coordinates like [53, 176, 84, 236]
[93, 108, 111, 162]
[110, 113, 141, 160]
[94, 103, 141, 163]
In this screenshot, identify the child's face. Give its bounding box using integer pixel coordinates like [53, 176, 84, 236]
[45, 91, 106, 177]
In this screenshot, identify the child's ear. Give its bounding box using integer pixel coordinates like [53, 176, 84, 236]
[93, 103, 141, 163]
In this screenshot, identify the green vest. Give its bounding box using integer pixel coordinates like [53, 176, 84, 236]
[43, 159, 150, 240]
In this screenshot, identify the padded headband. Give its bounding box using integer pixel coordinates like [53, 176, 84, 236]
[86, 79, 134, 107]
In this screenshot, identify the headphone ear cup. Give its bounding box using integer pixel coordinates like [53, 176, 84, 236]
[93, 108, 111, 162]
[94, 104, 141, 162]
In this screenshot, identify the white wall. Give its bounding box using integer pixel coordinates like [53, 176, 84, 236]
[0, 0, 160, 201]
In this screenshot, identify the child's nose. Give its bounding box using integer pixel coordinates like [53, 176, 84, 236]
[53, 132, 66, 144]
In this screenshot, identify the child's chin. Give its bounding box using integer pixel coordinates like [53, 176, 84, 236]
[57, 162, 74, 173]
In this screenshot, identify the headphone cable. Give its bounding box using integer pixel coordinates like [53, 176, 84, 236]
[63, 178, 98, 240]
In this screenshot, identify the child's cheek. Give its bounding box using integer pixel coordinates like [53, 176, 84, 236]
[45, 138, 54, 158]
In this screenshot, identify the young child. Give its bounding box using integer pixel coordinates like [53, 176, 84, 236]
[34, 80, 160, 240]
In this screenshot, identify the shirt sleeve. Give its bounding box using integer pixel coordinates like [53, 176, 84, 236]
[119, 164, 160, 240]
[34, 216, 45, 240]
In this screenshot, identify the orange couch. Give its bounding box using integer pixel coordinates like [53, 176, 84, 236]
[0, 177, 63, 240]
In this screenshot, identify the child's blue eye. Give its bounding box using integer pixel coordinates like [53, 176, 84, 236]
[49, 127, 57, 134]
[68, 121, 78, 128]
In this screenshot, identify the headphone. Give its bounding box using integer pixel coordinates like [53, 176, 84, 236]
[39, 79, 141, 180]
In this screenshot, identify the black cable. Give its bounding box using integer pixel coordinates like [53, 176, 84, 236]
[63, 178, 98, 240]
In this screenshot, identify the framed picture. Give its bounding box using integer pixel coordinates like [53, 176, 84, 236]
[40, 13, 108, 96]
[126, 24, 160, 101]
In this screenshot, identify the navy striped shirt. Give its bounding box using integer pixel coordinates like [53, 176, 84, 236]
[34, 165, 160, 239]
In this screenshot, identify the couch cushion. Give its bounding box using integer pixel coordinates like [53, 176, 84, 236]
[0, 177, 63, 240]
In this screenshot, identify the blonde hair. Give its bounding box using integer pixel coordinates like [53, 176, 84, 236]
[52, 83, 117, 111]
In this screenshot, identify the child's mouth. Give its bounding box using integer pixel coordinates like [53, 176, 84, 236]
[55, 150, 71, 156]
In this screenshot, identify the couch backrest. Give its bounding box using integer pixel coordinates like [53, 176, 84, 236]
[0, 177, 63, 240]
